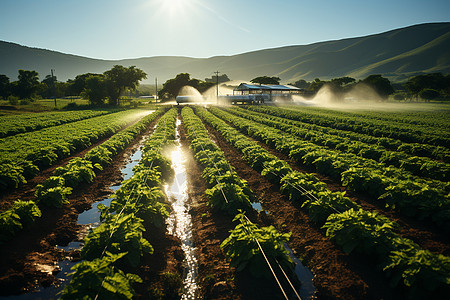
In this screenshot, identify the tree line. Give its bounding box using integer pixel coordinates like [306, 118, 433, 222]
[291, 73, 450, 101]
[158, 72, 450, 102]
[2, 68, 448, 105]
[0, 65, 146, 106]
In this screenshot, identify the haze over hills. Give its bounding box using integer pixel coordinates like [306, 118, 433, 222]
[1, 22, 449, 84]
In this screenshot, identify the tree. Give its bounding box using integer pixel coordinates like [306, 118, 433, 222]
[405, 73, 449, 99]
[103, 65, 147, 106]
[15, 70, 40, 99]
[250, 76, 281, 85]
[196, 81, 215, 93]
[292, 79, 309, 89]
[419, 88, 440, 102]
[67, 73, 98, 96]
[331, 77, 356, 87]
[307, 78, 325, 94]
[41, 74, 57, 99]
[158, 73, 196, 99]
[361, 74, 394, 99]
[81, 75, 108, 105]
[0, 75, 10, 99]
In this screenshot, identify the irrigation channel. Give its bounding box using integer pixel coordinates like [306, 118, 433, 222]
[164, 118, 198, 299]
[0, 132, 153, 300]
[1, 112, 316, 300]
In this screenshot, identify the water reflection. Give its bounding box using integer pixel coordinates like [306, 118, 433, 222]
[164, 119, 198, 300]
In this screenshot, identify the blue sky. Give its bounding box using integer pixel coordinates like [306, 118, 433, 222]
[0, 0, 449, 60]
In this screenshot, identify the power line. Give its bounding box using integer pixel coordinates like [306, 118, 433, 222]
[214, 71, 220, 105]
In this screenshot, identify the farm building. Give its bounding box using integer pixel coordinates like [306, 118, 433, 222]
[176, 83, 303, 105]
[232, 83, 303, 103]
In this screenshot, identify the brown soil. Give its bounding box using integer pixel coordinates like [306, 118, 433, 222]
[203, 121, 406, 300]
[0, 114, 149, 210]
[245, 128, 450, 257]
[3, 107, 447, 300]
[0, 118, 185, 297]
[179, 117, 242, 299]
[215, 109, 450, 256]
[179, 116, 299, 300]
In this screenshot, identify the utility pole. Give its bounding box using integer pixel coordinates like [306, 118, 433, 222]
[51, 69, 56, 108]
[214, 71, 220, 104]
[155, 77, 158, 103]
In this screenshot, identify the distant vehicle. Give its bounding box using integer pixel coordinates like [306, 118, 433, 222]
[176, 95, 205, 104]
[218, 94, 270, 105]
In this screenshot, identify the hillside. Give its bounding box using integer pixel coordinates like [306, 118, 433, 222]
[1, 22, 449, 83]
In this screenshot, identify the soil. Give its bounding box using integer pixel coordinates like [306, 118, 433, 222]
[238, 122, 450, 257]
[0, 115, 150, 210]
[179, 115, 302, 300]
[0, 117, 185, 298]
[1, 107, 448, 300]
[204, 122, 406, 300]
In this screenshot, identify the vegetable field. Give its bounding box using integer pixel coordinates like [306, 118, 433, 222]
[0, 104, 449, 300]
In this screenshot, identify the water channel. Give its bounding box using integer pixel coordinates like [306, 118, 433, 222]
[164, 118, 198, 299]
[2, 115, 315, 300]
[0, 134, 150, 300]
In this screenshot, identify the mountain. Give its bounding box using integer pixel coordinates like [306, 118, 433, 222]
[1, 22, 449, 84]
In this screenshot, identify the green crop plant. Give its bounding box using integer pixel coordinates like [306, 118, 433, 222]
[61, 252, 142, 300]
[35, 176, 72, 208]
[221, 212, 294, 279]
[81, 213, 153, 268]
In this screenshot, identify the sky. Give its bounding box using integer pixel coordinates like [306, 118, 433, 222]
[0, 0, 449, 60]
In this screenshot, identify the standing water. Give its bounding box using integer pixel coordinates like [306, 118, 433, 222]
[164, 118, 198, 299]
[1, 125, 154, 300]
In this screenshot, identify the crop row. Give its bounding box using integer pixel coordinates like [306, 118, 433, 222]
[0, 110, 146, 192]
[34, 108, 166, 208]
[287, 106, 450, 133]
[213, 107, 450, 231]
[62, 108, 178, 299]
[181, 106, 297, 283]
[181, 106, 252, 214]
[284, 105, 450, 147]
[245, 105, 450, 157]
[0, 109, 165, 245]
[0, 109, 115, 138]
[195, 106, 450, 298]
[226, 106, 450, 181]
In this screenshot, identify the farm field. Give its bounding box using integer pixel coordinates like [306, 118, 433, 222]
[0, 103, 449, 299]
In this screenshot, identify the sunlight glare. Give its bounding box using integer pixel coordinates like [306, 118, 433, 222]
[161, 0, 191, 16]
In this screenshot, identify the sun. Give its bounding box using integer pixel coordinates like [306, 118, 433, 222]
[161, 0, 191, 16]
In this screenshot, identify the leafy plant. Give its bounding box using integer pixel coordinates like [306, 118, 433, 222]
[54, 157, 97, 187]
[10, 200, 41, 226]
[0, 200, 41, 244]
[323, 208, 398, 256]
[61, 252, 142, 300]
[221, 212, 294, 279]
[35, 176, 72, 208]
[383, 237, 450, 298]
[0, 210, 22, 244]
[82, 214, 153, 268]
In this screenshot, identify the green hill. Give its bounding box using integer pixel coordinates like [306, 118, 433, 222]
[1, 22, 449, 83]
